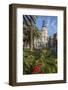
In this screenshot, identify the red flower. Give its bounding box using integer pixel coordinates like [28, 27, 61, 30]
[32, 65, 41, 73]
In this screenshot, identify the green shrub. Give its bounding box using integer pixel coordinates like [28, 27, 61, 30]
[23, 48, 57, 74]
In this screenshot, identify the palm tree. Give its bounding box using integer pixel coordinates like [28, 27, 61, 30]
[23, 15, 40, 51]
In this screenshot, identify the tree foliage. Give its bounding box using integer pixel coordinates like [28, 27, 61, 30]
[23, 15, 40, 50]
[23, 48, 57, 74]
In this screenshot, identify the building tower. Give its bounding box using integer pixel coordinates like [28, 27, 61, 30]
[40, 20, 48, 47]
[34, 20, 48, 49]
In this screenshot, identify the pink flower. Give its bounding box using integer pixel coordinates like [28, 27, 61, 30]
[32, 65, 41, 73]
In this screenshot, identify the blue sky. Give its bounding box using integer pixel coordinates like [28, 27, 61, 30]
[36, 16, 57, 36]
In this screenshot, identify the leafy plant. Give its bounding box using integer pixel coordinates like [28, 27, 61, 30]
[23, 48, 57, 74]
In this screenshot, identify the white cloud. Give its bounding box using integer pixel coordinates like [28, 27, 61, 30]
[46, 17, 51, 27]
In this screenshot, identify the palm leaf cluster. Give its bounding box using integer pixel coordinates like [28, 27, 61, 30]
[23, 15, 37, 26]
[23, 15, 40, 50]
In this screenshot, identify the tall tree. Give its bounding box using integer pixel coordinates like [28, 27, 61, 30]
[23, 15, 40, 51]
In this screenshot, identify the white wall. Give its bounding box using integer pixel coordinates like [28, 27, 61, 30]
[0, 0, 68, 90]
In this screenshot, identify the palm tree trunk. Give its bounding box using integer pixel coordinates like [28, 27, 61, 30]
[30, 26, 33, 51]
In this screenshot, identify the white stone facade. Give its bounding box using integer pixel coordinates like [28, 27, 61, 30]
[34, 24, 48, 49]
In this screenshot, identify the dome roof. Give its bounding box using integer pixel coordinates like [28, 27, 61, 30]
[40, 20, 48, 37]
[41, 27, 48, 34]
[42, 27, 47, 31]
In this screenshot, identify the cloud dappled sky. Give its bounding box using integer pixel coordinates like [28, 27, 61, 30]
[36, 16, 57, 36]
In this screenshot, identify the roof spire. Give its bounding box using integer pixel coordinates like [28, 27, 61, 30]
[42, 20, 46, 27]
